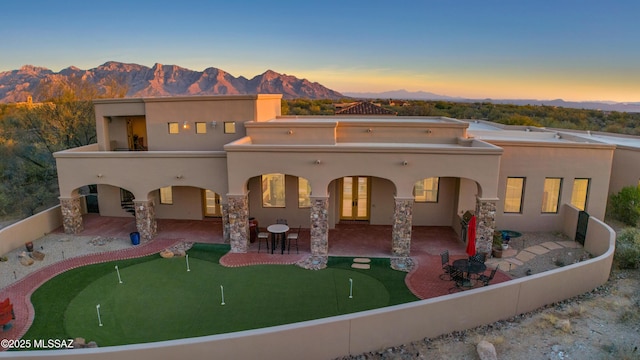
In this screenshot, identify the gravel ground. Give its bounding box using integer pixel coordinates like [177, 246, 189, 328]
[0, 233, 132, 290]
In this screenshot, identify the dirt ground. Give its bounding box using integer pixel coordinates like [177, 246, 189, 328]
[338, 266, 640, 359]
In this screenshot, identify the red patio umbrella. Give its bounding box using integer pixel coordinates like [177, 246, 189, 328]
[466, 215, 476, 257]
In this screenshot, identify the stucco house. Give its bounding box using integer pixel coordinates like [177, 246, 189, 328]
[53, 95, 640, 263]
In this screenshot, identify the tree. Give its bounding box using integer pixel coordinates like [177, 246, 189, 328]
[608, 186, 640, 226]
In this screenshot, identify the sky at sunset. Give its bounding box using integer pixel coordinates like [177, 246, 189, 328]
[1, 0, 639, 102]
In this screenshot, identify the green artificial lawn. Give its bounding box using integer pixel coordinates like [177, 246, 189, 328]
[23, 244, 418, 347]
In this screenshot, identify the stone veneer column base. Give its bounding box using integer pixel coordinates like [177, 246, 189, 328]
[392, 197, 413, 257]
[475, 198, 497, 255]
[60, 197, 83, 234]
[134, 200, 157, 243]
[309, 197, 329, 257]
[221, 203, 230, 243]
[227, 195, 249, 253]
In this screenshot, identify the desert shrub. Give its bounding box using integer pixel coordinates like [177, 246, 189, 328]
[608, 186, 640, 226]
[614, 228, 640, 269]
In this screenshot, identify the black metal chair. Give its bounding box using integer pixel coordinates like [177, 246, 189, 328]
[287, 226, 301, 254]
[256, 227, 270, 253]
[439, 250, 455, 280]
[477, 267, 498, 286]
[448, 268, 467, 292]
[470, 252, 487, 264]
[276, 218, 288, 225]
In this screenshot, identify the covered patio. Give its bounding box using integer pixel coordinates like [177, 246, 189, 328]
[49, 214, 511, 296]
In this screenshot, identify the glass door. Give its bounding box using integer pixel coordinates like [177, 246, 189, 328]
[340, 176, 370, 220]
[203, 190, 222, 217]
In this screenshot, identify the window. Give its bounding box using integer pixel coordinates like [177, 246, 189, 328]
[414, 177, 439, 202]
[541, 178, 562, 213]
[195, 122, 207, 134]
[571, 178, 590, 211]
[504, 177, 525, 213]
[159, 186, 173, 205]
[168, 122, 179, 134]
[262, 173, 285, 207]
[224, 122, 236, 134]
[298, 177, 311, 208]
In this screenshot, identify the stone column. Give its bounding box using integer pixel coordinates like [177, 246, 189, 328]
[60, 196, 83, 234]
[221, 203, 230, 243]
[392, 197, 413, 257]
[475, 197, 497, 255]
[134, 200, 157, 242]
[310, 197, 329, 257]
[227, 194, 249, 253]
[295, 196, 330, 270]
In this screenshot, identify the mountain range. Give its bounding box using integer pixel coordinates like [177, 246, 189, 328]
[344, 89, 640, 113]
[0, 62, 343, 103]
[1, 62, 638, 113]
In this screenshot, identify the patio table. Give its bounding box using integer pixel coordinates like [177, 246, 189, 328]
[452, 258, 486, 286]
[267, 224, 289, 254]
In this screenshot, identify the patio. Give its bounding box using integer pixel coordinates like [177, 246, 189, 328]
[50, 214, 512, 298]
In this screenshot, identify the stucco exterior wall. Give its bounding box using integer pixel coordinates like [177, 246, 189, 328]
[55, 152, 228, 201]
[246, 175, 312, 228]
[609, 147, 640, 194]
[492, 142, 614, 231]
[155, 186, 205, 220]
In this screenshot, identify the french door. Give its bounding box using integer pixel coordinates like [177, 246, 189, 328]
[203, 190, 222, 217]
[340, 176, 370, 220]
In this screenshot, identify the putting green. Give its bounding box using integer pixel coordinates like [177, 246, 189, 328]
[64, 257, 389, 346]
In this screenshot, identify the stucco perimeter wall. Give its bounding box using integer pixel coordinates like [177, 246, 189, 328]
[7, 204, 616, 360]
[0, 206, 62, 257]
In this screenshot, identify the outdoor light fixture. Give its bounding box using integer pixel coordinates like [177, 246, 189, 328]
[425, 129, 432, 134]
[176, 175, 183, 179]
[287, 129, 294, 135]
[210, 121, 217, 128]
[182, 121, 189, 129]
[402, 161, 408, 166]
[366, 128, 373, 133]
[97, 173, 103, 178]
[315, 159, 322, 165]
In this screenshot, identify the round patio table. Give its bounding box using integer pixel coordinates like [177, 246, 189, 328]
[452, 258, 487, 287]
[267, 224, 289, 254]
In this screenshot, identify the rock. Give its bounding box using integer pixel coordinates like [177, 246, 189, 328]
[172, 249, 186, 257]
[72, 337, 85, 348]
[19, 256, 34, 266]
[477, 340, 498, 360]
[160, 250, 174, 258]
[30, 250, 45, 261]
[86, 341, 98, 348]
[555, 319, 571, 332]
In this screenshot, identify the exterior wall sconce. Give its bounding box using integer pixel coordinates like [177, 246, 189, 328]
[210, 121, 217, 128]
[425, 129, 432, 134]
[287, 129, 294, 135]
[97, 173, 103, 178]
[366, 128, 373, 133]
[176, 175, 183, 179]
[315, 159, 322, 165]
[182, 121, 190, 129]
[402, 161, 408, 166]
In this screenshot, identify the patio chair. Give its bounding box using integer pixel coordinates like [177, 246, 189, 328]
[0, 298, 14, 330]
[476, 267, 498, 286]
[439, 250, 455, 280]
[276, 218, 288, 225]
[470, 252, 487, 264]
[257, 227, 270, 253]
[447, 268, 467, 293]
[287, 226, 301, 254]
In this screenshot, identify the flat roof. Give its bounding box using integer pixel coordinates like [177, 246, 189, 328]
[273, 116, 463, 124]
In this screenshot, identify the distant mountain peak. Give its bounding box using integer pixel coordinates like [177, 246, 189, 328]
[0, 61, 343, 103]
